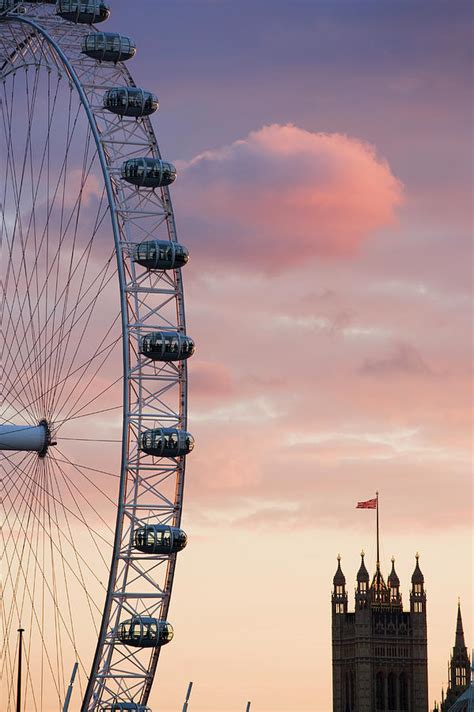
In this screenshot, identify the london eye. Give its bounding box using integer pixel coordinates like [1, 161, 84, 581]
[1, 1, 192, 709]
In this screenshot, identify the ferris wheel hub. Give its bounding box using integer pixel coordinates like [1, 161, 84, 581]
[0, 419, 56, 456]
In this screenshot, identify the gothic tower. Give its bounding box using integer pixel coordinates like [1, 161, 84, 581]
[410, 554, 429, 711]
[440, 603, 471, 710]
[332, 552, 429, 711]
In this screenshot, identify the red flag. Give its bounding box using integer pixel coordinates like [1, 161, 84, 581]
[356, 498, 377, 509]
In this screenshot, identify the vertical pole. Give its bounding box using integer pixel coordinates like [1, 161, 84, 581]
[16, 627, 24, 712]
[376, 491, 380, 567]
[183, 681, 193, 712]
[246, 703, 251, 712]
[62, 662, 79, 712]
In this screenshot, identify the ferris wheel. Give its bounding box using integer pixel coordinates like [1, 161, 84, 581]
[0, 2, 194, 710]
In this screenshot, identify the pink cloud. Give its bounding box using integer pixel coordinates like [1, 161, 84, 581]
[176, 124, 403, 272]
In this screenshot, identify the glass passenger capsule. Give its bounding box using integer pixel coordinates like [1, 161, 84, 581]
[141, 427, 194, 457]
[133, 240, 189, 270]
[102, 706, 151, 712]
[103, 88, 158, 117]
[118, 617, 174, 648]
[140, 331, 195, 362]
[133, 525, 188, 555]
[121, 158, 176, 188]
[56, 0, 110, 24]
[82, 32, 136, 62]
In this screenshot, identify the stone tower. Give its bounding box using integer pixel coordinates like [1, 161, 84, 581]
[440, 603, 471, 710]
[332, 552, 429, 711]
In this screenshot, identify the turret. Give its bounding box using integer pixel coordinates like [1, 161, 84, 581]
[410, 553, 429, 709]
[388, 556, 402, 608]
[355, 550, 369, 610]
[332, 555, 347, 615]
[449, 602, 470, 693]
[370, 563, 389, 607]
[410, 553, 426, 614]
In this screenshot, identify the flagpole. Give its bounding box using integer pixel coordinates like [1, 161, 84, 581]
[16, 627, 24, 712]
[376, 491, 380, 568]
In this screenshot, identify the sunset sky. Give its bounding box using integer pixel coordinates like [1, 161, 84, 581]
[108, 1, 474, 710]
[4, 1, 472, 711]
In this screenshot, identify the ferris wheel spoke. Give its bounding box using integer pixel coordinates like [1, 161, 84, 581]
[44, 130, 105, 414]
[45, 88, 82, 428]
[2, 81, 104, 419]
[2, 458, 104, 686]
[53, 404, 123, 428]
[47, 451, 115, 544]
[0, 299, 40, 419]
[1, 171, 105, 390]
[4, 457, 107, 606]
[45, 187, 110, 416]
[35, 259, 116, 403]
[0, 452, 38, 545]
[52, 309, 121, 422]
[1, 454, 39, 640]
[1, 461, 63, 701]
[53, 348, 122, 428]
[4, 451, 113, 546]
[46, 457, 106, 636]
[0, 287, 119, 426]
[47, 456, 119, 479]
[0, 230, 109, 421]
[43, 461, 67, 696]
[51, 448, 116, 507]
[1, 69, 51, 412]
[0, 331, 115, 427]
[1, 76, 82, 416]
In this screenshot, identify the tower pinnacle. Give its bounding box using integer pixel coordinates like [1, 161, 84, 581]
[455, 600, 466, 650]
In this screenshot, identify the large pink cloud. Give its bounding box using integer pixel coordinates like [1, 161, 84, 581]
[175, 124, 403, 272]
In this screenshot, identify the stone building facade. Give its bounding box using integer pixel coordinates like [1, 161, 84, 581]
[332, 552, 429, 711]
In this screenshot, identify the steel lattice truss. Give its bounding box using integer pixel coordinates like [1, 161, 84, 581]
[1, 3, 190, 709]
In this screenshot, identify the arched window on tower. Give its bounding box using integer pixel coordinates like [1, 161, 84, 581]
[376, 672, 385, 710]
[455, 666, 467, 687]
[400, 672, 408, 710]
[388, 672, 396, 710]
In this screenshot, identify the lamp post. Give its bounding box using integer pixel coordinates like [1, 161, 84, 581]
[16, 627, 24, 712]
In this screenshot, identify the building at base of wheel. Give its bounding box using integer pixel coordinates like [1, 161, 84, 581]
[331, 552, 428, 711]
